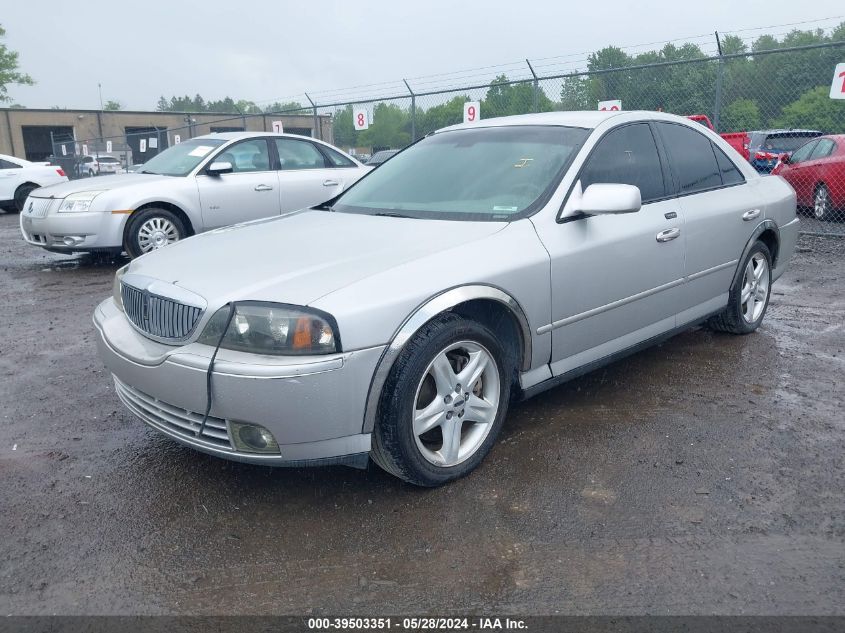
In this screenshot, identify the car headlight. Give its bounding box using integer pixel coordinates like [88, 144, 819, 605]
[57, 191, 105, 213]
[197, 302, 340, 356]
[112, 264, 128, 311]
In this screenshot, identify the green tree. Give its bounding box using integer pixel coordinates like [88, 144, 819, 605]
[721, 98, 762, 131]
[264, 101, 305, 113]
[417, 96, 468, 136]
[775, 86, 845, 133]
[103, 100, 122, 111]
[358, 102, 410, 149]
[0, 24, 34, 102]
[332, 105, 357, 147]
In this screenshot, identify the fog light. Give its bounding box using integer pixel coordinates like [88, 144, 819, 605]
[63, 235, 84, 246]
[229, 422, 280, 454]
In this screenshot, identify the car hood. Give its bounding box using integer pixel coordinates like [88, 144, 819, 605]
[30, 173, 174, 198]
[126, 210, 507, 307]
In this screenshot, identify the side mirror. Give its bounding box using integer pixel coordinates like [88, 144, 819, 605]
[562, 182, 642, 218]
[779, 153, 790, 164]
[207, 161, 233, 176]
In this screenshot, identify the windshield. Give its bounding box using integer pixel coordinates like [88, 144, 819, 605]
[332, 125, 589, 221]
[765, 134, 821, 152]
[136, 139, 226, 176]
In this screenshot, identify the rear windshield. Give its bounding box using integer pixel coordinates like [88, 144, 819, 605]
[753, 133, 821, 152]
[333, 126, 589, 221]
[98, 157, 120, 163]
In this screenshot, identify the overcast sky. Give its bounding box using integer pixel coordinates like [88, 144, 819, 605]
[3, 1, 843, 110]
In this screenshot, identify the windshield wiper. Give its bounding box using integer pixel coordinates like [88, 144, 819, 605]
[372, 211, 412, 218]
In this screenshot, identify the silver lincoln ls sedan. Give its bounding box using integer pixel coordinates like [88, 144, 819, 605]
[94, 111, 798, 486]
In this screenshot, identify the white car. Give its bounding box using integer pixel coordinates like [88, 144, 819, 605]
[19, 132, 369, 258]
[76, 155, 124, 177]
[0, 154, 68, 212]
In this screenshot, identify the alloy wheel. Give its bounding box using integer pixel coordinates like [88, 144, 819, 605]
[137, 217, 180, 253]
[740, 252, 769, 324]
[412, 340, 501, 467]
[814, 186, 830, 220]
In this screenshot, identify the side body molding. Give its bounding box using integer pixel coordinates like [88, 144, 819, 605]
[361, 285, 533, 434]
[730, 219, 780, 292]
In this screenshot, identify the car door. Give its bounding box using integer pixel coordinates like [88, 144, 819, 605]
[655, 122, 760, 320]
[195, 138, 281, 229]
[273, 137, 347, 211]
[537, 122, 686, 377]
[0, 158, 23, 199]
[778, 139, 819, 206]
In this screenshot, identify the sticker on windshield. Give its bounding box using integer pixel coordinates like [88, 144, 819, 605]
[188, 145, 215, 157]
[513, 158, 534, 168]
[493, 205, 519, 212]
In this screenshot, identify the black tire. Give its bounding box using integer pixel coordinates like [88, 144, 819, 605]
[124, 208, 186, 259]
[371, 313, 512, 487]
[13, 183, 38, 213]
[88, 169, 96, 178]
[708, 241, 772, 335]
[813, 183, 832, 221]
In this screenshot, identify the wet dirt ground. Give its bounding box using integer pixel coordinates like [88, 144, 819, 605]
[0, 210, 843, 616]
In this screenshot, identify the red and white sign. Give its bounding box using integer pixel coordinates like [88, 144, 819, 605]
[463, 101, 480, 123]
[271, 120, 284, 133]
[172, 135, 180, 145]
[830, 63, 845, 99]
[353, 107, 369, 131]
[598, 99, 622, 111]
[106, 140, 113, 153]
[139, 139, 147, 153]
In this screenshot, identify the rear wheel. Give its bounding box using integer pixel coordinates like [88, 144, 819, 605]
[814, 184, 832, 221]
[13, 183, 38, 213]
[708, 241, 772, 335]
[371, 313, 511, 486]
[124, 208, 186, 258]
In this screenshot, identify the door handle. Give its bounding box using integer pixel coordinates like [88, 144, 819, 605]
[742, 208, 761, 221]
[656, 228, 681, 243]
[254, 184, 273, 192]
[323, 180, 339, 187]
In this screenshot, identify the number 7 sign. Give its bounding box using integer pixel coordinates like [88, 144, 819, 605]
[830, 63, 845, 99]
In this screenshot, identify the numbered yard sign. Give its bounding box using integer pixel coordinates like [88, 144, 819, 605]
[463, 101, 480, 123]
[139, 139, 147, 153]
[82, 144, 88, 156]
[830, 63, 845, 99]
[598, 99, 622, 111]
[353, 107, 369, 131]
[106, 140, 113, 153]
[173, 134, 181, 145]
[271, 120, 284, 133]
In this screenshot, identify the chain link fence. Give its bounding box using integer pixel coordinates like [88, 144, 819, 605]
[49, 38, 845, 236]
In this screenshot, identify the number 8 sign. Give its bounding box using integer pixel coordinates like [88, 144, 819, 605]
[353, 107, 369, 130]
[463, 101, 480, 124]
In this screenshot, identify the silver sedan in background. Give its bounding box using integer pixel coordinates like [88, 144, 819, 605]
[94, 111, 798, 486]
[20, 132, 368, 258]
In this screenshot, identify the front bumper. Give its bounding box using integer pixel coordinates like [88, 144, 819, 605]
[20, 199, 127, 252]
[94, 298, 382, 466]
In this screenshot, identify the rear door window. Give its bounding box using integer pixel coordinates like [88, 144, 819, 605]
[712, 144, 745, 186]
[578, 123, 666, 203]
[657, 123, 722, 194]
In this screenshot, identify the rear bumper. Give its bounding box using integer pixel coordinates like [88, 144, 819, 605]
[94, 298, 382, 466]
[773, 217, 800, 283]
[20, 201, 127, 251]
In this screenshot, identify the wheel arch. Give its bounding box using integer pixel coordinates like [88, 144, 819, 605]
[123, 201, 195, 242]
[361, 285, 532, 434]
[730, 220, 780, 292]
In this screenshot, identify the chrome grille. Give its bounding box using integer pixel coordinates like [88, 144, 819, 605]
[121, 283, 203, 341]
[24, 197, 52, 218]
[113, 377, 233, 450]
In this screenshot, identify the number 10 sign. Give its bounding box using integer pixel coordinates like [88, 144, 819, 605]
[830, 63, 845, 99]
[353, 107, 369, 130]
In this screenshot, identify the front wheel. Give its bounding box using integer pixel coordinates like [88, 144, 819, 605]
[124, 208, 186, 258]
[13, 183, 38, 213]
[708, 241, 772, 334]
[371, 313, 512, 486]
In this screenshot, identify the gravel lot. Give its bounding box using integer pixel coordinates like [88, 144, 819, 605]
[0, 210, 843, 616]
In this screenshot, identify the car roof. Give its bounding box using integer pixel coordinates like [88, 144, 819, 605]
[437, 110, 705, 133]
[195, 131, 318, 141]
[750, 129, 822, 136]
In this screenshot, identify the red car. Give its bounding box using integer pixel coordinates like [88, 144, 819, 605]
[772, 134, 845, 221]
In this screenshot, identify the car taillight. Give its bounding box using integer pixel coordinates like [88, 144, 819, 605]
[755, 151, 776, 160]
[56, 168, 66, 177]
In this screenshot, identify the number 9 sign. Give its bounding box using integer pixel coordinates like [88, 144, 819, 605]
[463, 101, 481, 124]
[353, 107, 369, 130]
